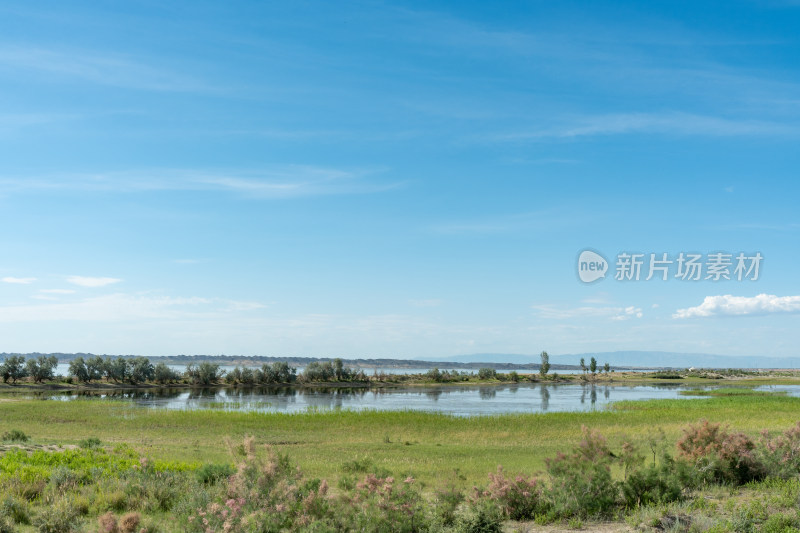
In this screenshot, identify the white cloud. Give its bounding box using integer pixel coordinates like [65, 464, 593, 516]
[533, 304, 643, 321]
[488, 112, 798, 142]
[0, 293, 264, 322]
[673, 294, 800, 318]
[66, 276, 121, 288]
[2, 276, 36, 284]
[0, 45, 212, 92]
[39, 289, 77, 294]
[0, 166, 399, 199]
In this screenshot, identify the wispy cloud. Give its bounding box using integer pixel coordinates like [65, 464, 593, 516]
[0, 166, 400, 199]
[0, 45, 213, 92]
[0, 292, 264, 322]
[533, 304, 643, 321]
[487, 112, 799, 142]
[2, 276, 36, 284]
[66, 276, 121, 288]
[39, 289, 76, 294]
[674, 294, 800, 318]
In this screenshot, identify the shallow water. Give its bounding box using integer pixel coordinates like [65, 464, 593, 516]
[22, 382, 791, 416]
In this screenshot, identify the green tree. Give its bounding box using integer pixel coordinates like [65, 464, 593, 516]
[128, 356, 154, 384]
[539, 351, 550, 377]
[86, 356, 105, 382]
[186, 362, 222, 385]
[590, 357, 598, 375]
[1, 355, 27, 384]
[580, 357, 587, 374]
[68, 357, 90, 383]
[153, 362, 181, 384]
[103, 356, 128, 383]
[333, 358, 344, 381]
[478, 367, 497, 380]
[604, 362, 611, 374]
[26, 355, 58, 383]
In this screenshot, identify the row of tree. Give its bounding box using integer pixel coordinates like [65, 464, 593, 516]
[1, 355, 368, 386]
[0, 355, 58, 384]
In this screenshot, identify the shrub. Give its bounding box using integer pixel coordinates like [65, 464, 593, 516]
[620, 454, 694, 507]
[677, 419, 764, 484]
[97, 512, 117, 533]
[545, 426, 618, 518]
[78, 437, 101, 450]
[0, 495, 30, 524]
[477, 368, 497, 380]
[758, 421, 800, 480]
[32, 497, 80, 533]
[2, 430, 29, 443]
[430, 485, 464, 527]
[474, 466, 546, 520]
[48, 467, 78, 491]
[194, 463, 235, 485]
[452, 500, 503, 533]
[118, 513, 139, 533]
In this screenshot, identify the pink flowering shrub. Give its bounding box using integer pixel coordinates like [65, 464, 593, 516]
[472, 466, 545, 520]
[677, 419, 764, 484]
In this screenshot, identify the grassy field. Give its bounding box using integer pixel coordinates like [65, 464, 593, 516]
[2, 391, 800, 489]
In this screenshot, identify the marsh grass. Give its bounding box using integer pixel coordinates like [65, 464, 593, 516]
[677, 388, 785, 397]
[3, 394, 800, 488]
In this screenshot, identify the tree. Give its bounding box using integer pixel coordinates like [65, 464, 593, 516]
[68, 357, 91, 383]
[186, 362, 222, 385]
[103, 357, 128, 383]
[128, 357, 154, 384]
[590, 357, 598, 375]
[153, 362, 180, 384]
[540, 351, 550, 377]
[478, 367, 497, 380]
[1, 355, 27, 384]
[603, 362, 611, 374]
[580, 357, 587, 374]
[272, 361, 296, 383]
[86, 356, 105, 382]
[26, 355, 58, 383]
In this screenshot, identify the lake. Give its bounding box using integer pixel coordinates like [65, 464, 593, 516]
[25, 382, 795, 416]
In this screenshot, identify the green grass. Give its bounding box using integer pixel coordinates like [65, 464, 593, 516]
[677, 387, 785, 397]
[2, 394, 800, 489]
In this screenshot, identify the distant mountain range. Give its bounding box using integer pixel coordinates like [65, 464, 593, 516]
[429, 351, 800, 369]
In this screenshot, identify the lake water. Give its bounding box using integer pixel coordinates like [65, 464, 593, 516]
[23, 382, 793, 417]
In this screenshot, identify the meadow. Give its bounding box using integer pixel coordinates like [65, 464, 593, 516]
[4, 389, 800, 531]
[1, 391, 799, 485]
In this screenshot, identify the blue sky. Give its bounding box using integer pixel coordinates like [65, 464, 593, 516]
[1, 0, 799, 359]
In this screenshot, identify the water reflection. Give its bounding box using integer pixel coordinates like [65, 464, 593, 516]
[540, 385, 550, 411]
[12, 381, 756, 416]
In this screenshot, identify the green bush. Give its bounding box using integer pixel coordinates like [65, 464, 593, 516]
[477, 368, 497, 380]
[78, 438, 101, 450]
[453, 500, 503, 533]
[194, 463, 235, 485]
[620, 455, 694, 507]
[2, 430, 29, 443]
[0, 495, 29, 525]
[545, 426, 618, 518]
[32, 498, 80, 533]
